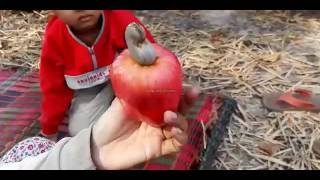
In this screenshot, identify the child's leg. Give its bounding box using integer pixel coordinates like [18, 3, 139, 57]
[68, 83, 115, 136]
[0, 137, 55, 163]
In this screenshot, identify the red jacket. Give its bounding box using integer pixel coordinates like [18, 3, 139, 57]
[40, 10, 155, 135]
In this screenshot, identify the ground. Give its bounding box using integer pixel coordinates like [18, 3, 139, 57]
[0, 10, 320, 170]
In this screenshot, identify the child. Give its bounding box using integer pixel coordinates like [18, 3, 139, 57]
[39, 10, 155, 140]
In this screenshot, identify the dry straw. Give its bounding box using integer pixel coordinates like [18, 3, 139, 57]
[1, 10, 320, 169]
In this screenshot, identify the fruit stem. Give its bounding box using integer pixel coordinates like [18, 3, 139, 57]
[125, 23, 157, 65]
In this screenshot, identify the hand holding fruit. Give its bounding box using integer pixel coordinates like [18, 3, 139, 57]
[91, 87, 199, 170]
[89, 23, 198, 170]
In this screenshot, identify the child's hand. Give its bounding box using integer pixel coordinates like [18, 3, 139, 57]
[91, 87, 199, 170]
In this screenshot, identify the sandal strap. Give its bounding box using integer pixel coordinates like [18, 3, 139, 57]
[294, 89, 312, 97]
[278, 89, 315, 108]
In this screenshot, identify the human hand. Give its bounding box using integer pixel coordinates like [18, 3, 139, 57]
[91, 87, 199, 170]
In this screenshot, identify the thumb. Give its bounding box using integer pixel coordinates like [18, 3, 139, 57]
[160, 138, 184, 156]
[92, 98, 127, 145]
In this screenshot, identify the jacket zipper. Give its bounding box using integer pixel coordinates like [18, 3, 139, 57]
[89, 47, 98, 69]
[66, 13, 105, 71]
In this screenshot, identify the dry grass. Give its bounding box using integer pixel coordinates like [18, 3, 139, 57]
[1, 10, 320, 170]
[0, 10, 48, 69]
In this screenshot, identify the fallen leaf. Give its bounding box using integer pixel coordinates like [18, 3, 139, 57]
[262, 53, 281, 63]
[243, 40, 253, 47]
[258, 142, 281, 156]
[210, 30, 226, 43]
[305, 54, 320, 63]
[171, 10, 185, 16]
[312, 139, 320, 156]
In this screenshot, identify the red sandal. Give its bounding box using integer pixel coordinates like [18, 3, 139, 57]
[262, 89, 320, 112]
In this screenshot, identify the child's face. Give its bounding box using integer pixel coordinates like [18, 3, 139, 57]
[53, 10, 103, 32]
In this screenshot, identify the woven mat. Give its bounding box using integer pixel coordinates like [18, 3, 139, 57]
[0, 69, 68, 157]
[143, 95, 237, 170]
[0, 69, 236, 169]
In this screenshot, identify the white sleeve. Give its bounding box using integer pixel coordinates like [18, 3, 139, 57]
[0, 127, 96, 170]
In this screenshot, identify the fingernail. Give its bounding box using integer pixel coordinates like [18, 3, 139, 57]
[166, 111, 177, 121]
[191, 87, 200, 96]
[174, 128, 183, 134]
[171, 112, 178, 120]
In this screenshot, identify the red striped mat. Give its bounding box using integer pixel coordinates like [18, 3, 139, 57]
[0, 69, 228, 170]
[0, 69, 69, 156]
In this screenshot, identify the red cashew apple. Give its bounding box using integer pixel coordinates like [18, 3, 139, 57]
[109, 23, 183, 127]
